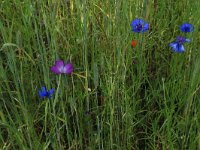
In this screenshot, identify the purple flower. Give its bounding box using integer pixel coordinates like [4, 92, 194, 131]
[38, 86, 55, 99]
[51, 60, 74, 74]
[131, 18, 149, 33]
[169, 36, 190, 53]
[180, 23, 194, 33]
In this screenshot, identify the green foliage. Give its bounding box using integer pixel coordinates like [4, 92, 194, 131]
[0, 0, 200, 149]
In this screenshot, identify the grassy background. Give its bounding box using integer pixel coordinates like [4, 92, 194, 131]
[0, 0, 200, 149]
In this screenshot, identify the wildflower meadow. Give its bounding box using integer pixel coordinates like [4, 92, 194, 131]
[0, 0, 200, 149]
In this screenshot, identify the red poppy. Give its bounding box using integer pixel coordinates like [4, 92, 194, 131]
[131, 40, 138, 47]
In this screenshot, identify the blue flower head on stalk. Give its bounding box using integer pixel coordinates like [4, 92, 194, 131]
[169, 36, 190, 53]
[180, 23, 194, 33]
[38, 86, 55, 99]
[131, 18, 149, 33]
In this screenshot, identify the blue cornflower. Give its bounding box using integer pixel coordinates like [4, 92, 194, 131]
[180, 23, 194, 33]
[38, 86, 55, 99]
[169, 36, 190, 53]
[131, 18, 149, 33]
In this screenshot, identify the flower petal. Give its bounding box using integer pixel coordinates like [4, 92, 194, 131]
[38, 91, 45, 98]
[131, 18, 142, 27]
[169, 42, 185, 53]
[185, 38, 191, 42]
[176, 44, 185, 52]
[51, 60, 65, 74]
[49, 88, 55, 95]
[169, 42, 178, 49]
[131, 40, 138, 47]
[131, 18, 149, 33]
[41, 86, 46, 92]
[63, 63, 74, 74]
[38, 87, 47, 98]
[51, 66, 62, 74]
[38, 86, 54, 99]
[55, 60, 64, 67]
[180, 23, 194, 33]
[142, 23, 149, 32]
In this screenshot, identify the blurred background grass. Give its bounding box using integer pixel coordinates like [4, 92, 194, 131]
[0, 0, 200, 149]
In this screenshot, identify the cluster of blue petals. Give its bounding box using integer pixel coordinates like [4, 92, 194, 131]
[169, 23, 194, 53]
[169, 36, 190, 53]
[38, 86, 55, 99]
[131, 18, 149, 33]
[180, 23, 194, 33]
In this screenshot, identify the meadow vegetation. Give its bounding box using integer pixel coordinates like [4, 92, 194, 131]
[0, 0, 200, 149]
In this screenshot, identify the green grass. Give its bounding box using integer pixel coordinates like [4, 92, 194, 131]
[0, 0, 200, 149]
